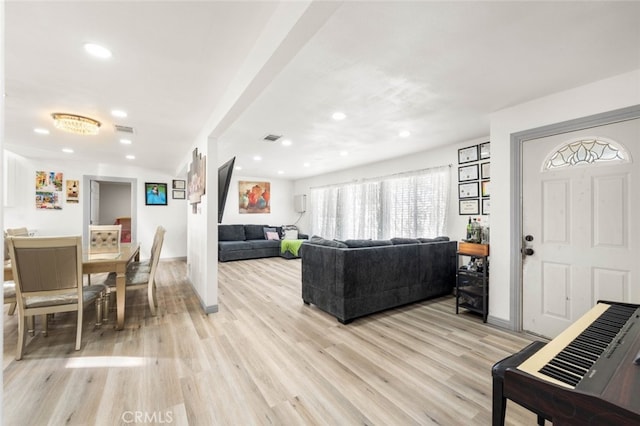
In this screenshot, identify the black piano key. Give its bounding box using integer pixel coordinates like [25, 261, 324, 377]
[536, 303, 639, 389]
[575, 335, 607, 350]
[539, 364, 581, 387]
[580, 330, 612, 345]
[548, 358, 588, 377]
[556, 351, 593, 370]
[565, 344, 598, 361]
[568, 341, 601, 358]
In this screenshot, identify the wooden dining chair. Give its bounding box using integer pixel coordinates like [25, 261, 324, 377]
[4, 228, 30, 315]
[88, 224, 122, 255]
[7, 235, 108, 360]
[127, 225, 164, 273]
[102, 227, 165, 316]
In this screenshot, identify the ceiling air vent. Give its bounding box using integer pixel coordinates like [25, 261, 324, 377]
[262, 134, 282, 142]
[114, 124, 135, 134]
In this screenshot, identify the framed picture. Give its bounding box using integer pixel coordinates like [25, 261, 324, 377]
[458, 164, 478, 182]
[480, 142, 490, 160]
[458, 145, 478, 164]
[145, 182, 168, 205]
[172, 190, 186, 200]
[481, 162, 490, 179]
[481, 180, 491, 197]
[172, 179, 186, 190]
[459, 199, 479, 215]
[239, 180, 271, 214]
[482, 198, 491, 215]
[459, 182, 479, 199]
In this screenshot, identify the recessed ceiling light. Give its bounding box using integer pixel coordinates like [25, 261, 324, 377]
[277, 170, 284, 175]
[235, 166, 242, 170]
[253, 156, 262, 161]
[84, 43, 112, 59]
[339, 151, 349, 156]
[281, 139, 292, 146]
[34, 128, 50, 135]
[62, 148, 74, 153]
[303, 162, 310, 167]
[399, 130, 411, 138]
[125, 155, 135, 160]
[119, 139, 132, 145]
[111, 110, 127, 118]
[332, 112, 346, 121]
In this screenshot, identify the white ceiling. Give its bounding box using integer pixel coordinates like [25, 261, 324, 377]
[5, 1, 640, 180]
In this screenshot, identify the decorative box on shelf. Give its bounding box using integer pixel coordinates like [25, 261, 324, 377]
[458, 242, 489, 256]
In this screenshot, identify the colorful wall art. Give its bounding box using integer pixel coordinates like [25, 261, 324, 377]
[239, 181, 271, 214]
[35, 171, 63, 209]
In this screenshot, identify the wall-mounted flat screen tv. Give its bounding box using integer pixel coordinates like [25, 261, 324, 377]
[218, 157, 235, 223]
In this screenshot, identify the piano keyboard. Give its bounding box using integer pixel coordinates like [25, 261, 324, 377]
[518, 302, 640, 389]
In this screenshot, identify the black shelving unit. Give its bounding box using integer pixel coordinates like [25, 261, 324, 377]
[456, 250, 489, 322]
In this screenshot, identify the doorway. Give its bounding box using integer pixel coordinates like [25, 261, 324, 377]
[521, 119, 639, 338]
[510, 105, 640, 338]
[82, 175, 137, 246]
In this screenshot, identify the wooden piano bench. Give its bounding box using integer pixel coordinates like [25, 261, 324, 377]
[492, 340, 550, 426]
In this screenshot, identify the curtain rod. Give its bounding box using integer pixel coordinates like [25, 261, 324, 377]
[309, 163, 452, 190]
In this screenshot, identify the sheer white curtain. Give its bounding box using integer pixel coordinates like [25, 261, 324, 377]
[310, 165, 450, 240]
[380, 166, 450, 238]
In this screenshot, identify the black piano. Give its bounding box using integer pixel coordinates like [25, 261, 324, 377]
[492, 301, 640, 425]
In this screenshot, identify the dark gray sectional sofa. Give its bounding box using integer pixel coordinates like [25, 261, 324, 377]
[218, 224, 308, 262]
[300, 236, 457, 323]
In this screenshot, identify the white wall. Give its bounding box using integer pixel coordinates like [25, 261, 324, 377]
[3, 150, 187, 260]
[185, 138, 217, 313]
[489, 69, 640, 324]
[293, 135, 490, 241]
[221, 175, 298, 226]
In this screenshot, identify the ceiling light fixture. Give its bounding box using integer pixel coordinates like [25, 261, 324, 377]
[235, 166, 242, 170]
[126, 155, 135, 160]
[399, 130, 411, 138]
[277, 170, 284, 175]
[62, 148, 74, 153]
[281, 139, 292, 146]
[332, 112, 346, 121]
[339, 151, 349, 156]
[84, 43, 112, 59]
[119, 139, 132, 145]
[303, 162, 310, 167]
[111, 109, 127, 118]
[52, 113, 101, 135]
[253, 156, 262, 161]
[34, 128, 50, 135]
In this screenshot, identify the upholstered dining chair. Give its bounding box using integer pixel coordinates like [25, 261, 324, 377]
[7, 235, 108, 360]
[102, 226, 165, 316]
[126, 225, 164, 274]
[88, 224, 122, 255]
[4, 228, 30, 315]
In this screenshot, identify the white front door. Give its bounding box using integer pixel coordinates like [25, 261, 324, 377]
[522, 118, 640, 338]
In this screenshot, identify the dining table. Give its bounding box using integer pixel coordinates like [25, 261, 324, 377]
[4, 242, 140, 331]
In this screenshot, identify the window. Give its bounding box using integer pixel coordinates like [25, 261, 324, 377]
[544, 138, 628, 170]
[310, 166, 450, 240]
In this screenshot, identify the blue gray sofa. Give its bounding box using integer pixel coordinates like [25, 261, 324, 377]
[300, 236, 457, 323]
[218, 224, 308, 262]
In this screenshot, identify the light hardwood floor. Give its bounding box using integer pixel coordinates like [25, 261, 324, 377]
[3, 258, 540, 425]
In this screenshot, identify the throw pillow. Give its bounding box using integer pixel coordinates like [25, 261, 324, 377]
[284, 229, 299, 240]
[218, 224, 246, 241]
[344, 239, 393, 248]
[308, 236, 348, 248]
[390, 237, 421, 245]
[263, 227, 277, 240]
[266, 231, 280, 241]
